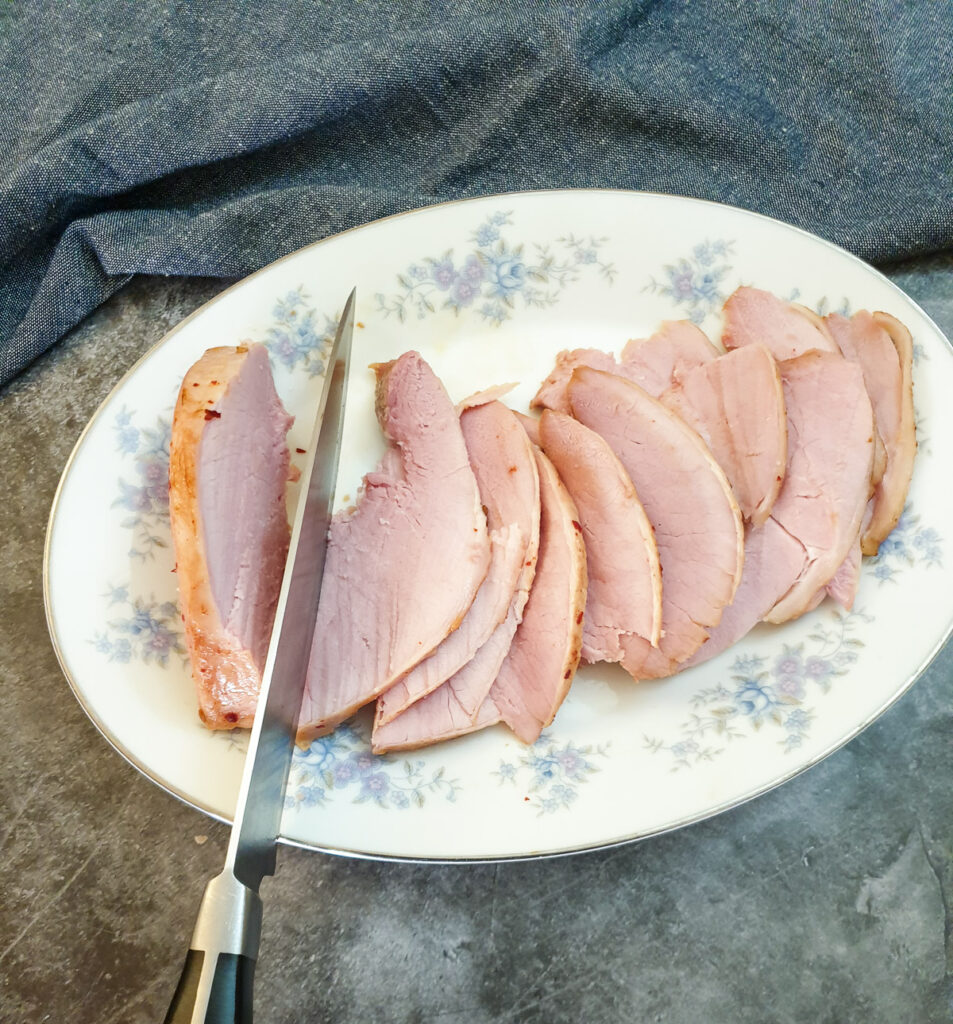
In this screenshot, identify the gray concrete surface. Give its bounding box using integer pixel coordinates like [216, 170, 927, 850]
[1, 266, 952, 1024]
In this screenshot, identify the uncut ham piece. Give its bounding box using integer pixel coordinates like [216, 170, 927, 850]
[538, 409, 662, 660]
[569, 367, 744, 678]
[169, 343, 293, 729]
[297, 352, 491, 743]
[375, 399, 540, 726]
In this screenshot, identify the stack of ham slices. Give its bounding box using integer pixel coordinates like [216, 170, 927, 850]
[169, 285, 916, 753]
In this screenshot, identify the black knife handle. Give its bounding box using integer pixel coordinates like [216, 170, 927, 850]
[164, 871, 262, 1024]
[165, 949, 255, 1024]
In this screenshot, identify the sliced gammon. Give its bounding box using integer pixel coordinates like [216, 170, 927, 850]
[764, 351, 874, 623]
[374, 445, 573, 751]
[660, 344, 786, 525]
[169, 343, 294, 729]
[297, 352, 491, 743]
[685, 518, 807, 668]
[530, 320, 717, 415]
[826, 310, 916, 555]
[722, 286, 838, 360]
[619, 319, 719, 396]
[375, 399, 540, 725]
[485, 447, 587, 744]
[569, 367, 744, 678]
[538, 409, 662, 660]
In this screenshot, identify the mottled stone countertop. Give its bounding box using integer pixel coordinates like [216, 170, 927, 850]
[2, 263, 953, 1024]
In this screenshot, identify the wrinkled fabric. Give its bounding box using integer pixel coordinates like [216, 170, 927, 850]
[2, 1, 952, 385]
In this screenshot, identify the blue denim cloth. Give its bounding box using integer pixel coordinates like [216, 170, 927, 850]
[2, 1, 951, 385]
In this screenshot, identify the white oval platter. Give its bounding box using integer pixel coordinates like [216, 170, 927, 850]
[44, 190, 953, 861]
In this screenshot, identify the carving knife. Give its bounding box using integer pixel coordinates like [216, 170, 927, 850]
[164, 288, 355, 1024]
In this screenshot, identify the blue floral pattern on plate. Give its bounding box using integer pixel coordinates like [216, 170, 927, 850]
[112, 407, 172, 559]
[264, 287, 338, 376]
[375, 211, 616, 327]
[643, 240, 734, 322]
[90, 584, 186, 668]
[287, 722, 461, 810]
[644, 609, 872, 768]
[492, 735, 608, 814]
[870, 503, 943, 583]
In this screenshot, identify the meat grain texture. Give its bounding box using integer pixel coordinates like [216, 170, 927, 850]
[538, 409, 662, 659]
[298, 351, 491, 743]
[372, 400, 541, 752]
[173, 285, 916, 756]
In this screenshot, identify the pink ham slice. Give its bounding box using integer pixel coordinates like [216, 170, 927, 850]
[538, 409, 662, 660]
[764, 351, 874, 623]
[825, 311, 916, 555]
[169, 344, 293, 730]
[372, 526, 524, 725]
[825, 538, 862, 611]
[532, 349, 619, 414]
[722, 286, 838, 360]
[688, 349, 873, 663]
[485, 447, 587, 744]
[530, 321, 716, 414]
[619, 320, 719, 396]
[375, 400, 539, 725]
[297, 352, 491, 743]
[569, 368, 744, 678]
[684, 518, 806, 668]
[660, 344, 786, 525]
[374, 445, 568, 752]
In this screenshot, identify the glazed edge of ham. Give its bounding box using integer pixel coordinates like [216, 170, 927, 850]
[538, 409, 662, 659]
[296, 352, 491, 744]
[169, 343, 294, 730]
[835, 311, 916, 554]
[486, 446, 587, 745]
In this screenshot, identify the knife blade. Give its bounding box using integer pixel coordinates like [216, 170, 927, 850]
[164, 288, 356, 1024]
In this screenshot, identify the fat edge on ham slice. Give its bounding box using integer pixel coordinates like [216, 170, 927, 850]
[169, 343, 293, 729]
[375, 399, 539, 726]
[297, 352, 491, 743]
[372, 403, 542, 753]
[569, 367, 744, 678]
[485, 447, 587, 745]
[538, 409, 662, 659]
[826, 311, 916, 555]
